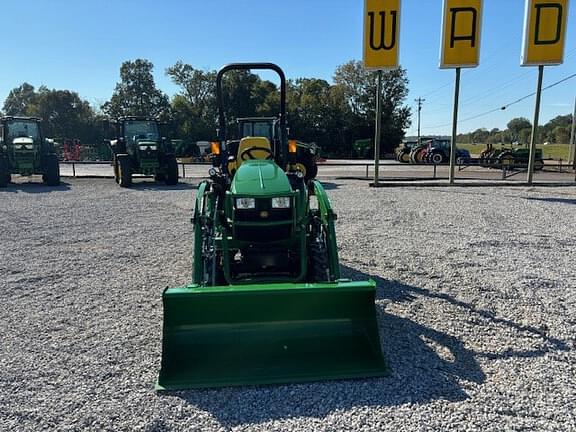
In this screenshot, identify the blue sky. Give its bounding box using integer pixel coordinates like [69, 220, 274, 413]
[0, 0, 574, 135]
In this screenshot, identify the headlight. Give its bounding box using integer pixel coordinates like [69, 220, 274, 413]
[236, 197, 255, 209]
[271, 197, 291, 209]
[139, 144, 157, 151]
[25, 144, 34, 150]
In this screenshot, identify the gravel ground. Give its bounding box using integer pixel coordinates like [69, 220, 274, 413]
[1, 177, 575, 431]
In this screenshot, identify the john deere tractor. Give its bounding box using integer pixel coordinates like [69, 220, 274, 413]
[156, 63, 386, 390]
[108, 117, 178, 187]
[0, 116, 60, 187]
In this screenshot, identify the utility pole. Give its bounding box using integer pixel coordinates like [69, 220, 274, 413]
[415, 97, 425, 143]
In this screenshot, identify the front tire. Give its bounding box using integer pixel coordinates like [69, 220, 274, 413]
[165, 156, 178, 185]
[0, 158, 8, 188]
[43, 154, 60, 186]
[113, 156, 120, 183]
[117, 154, 132, 188]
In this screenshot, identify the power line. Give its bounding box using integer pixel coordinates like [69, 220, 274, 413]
[421, 72, 576, 130]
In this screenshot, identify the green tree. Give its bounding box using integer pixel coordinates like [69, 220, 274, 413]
[2, 83, 99, 142]
[333, 60, 411, 155]
[166, 62, 218, 141]
[166, 62, 216, 122]
[519, 127, 532, 145]
[3, 83, 38, 115]
[103, 59, 170, 119]
[471, 128, 490, 144]
[553, 125, 571, 144]
[507, 117, 531, 141]
[34, 88, 97, 141]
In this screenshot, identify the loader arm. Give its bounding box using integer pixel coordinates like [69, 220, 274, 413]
[311, 180, 340, 280]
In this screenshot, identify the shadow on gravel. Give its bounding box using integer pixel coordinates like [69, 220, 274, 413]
[128, 182, 198, 191]
[363, 272, 570, 361]
[526, 197, 576, 205]
[0, 182, 72, 193]
[319, 181, 341, 190]
[165, 266, 495, 427]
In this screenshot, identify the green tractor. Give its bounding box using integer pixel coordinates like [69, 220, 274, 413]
[108, 117, 178, 187]
[230, 116, 319, 181]
[0, 116, 60, 187]
[156, 63, 386, 390]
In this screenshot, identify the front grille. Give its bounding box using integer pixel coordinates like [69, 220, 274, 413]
[235, 225, 292, 242]
[234, 197, 291, 222]
[233, 197, 293, 241]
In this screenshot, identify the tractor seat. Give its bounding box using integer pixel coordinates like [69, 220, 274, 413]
[236, 136, 273, 169]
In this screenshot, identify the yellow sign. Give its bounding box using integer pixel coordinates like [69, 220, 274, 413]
[440, 0, 483, 68]
[522, 0, 569, 66]
[363, 0, 401, 70]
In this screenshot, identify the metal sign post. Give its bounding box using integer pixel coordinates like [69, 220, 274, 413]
[363, 0, 401, 186]
[440, 0, 483, 185]
[374, 70, 383, 185]
[521, 0, 569, 184]
[449, 68, 461, 184]
[527, 65, 544, 184]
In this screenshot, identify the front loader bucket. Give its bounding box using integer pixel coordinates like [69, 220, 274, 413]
[156, 280, 387, 390]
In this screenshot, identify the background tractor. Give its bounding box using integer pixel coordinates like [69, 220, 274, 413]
[479, 144, 544, 170]
[108, 117, 178, 187]
[157, 63, 386, 390]
[229, 116, 319, 181]
[425, 138, 470, 164]
[0, 116, 60, 187]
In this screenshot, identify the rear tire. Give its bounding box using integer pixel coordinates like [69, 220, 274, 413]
[113, 156, 120, 183]
[117, 154, 132, 188]
[0, 158, 8, 188]
[534, 159, 544, 171]
[431, 152, 443, 164]
[165, 156, 178, 185]
[43, 154, 60, 186]
[299, 152, 318, 181]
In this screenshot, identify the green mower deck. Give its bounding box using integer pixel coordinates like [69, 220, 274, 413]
[156, 280, 387, 390]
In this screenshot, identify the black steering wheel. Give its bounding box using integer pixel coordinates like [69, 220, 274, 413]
[240, 146, 274, 161]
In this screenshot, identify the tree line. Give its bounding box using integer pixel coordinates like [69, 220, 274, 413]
[1, 59, 411, 157]
[457, 115, 573, 146]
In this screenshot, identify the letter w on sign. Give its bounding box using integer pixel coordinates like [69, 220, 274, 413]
[363, 0, 401, 70]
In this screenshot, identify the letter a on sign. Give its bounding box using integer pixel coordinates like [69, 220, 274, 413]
[440, 0, 483, 68]
[522, 0, 569, 66]
[363, 0, 401, 70]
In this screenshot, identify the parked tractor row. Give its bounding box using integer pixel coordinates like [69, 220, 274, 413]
[395, 137, 471, 164]
[479, 144, 544, 170]
[1, 113, 320, 189]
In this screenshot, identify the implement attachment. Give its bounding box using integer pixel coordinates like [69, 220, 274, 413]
[157, 280, 386, 390]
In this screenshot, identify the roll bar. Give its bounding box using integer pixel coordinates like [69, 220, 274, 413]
[216, 62, 287, 168]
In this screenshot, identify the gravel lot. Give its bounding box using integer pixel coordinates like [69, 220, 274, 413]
[1, 177, 575, 431]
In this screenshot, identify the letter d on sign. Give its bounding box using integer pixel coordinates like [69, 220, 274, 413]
[522, 0, 569, 66]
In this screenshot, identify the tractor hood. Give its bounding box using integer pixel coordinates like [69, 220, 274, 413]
[231, 160, 292, 196]
[13, 137, 34, 145]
